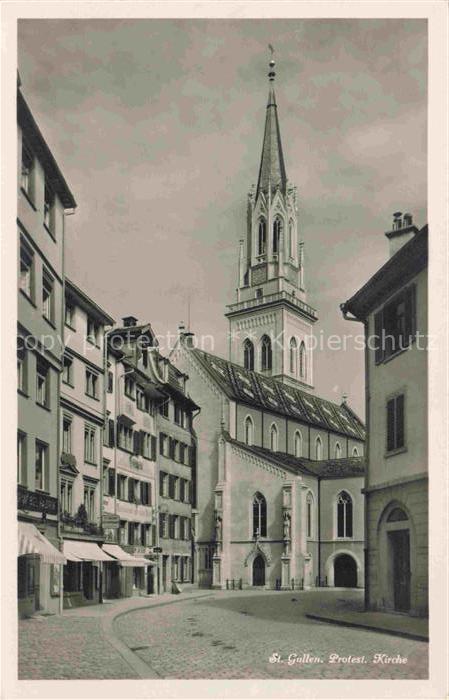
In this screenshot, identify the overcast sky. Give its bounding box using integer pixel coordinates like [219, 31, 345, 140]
[18, 18, 427, 418]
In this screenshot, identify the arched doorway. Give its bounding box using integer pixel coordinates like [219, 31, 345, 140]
[252, 555, 265, 586]
[334, 554, 357, 587]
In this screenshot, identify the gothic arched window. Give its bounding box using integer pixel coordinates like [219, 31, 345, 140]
[273, 217, 283, 254]
[258, 218, 267, 256]
[244, 416, 254, 446]
[337, 491, 353, 538]
[288, 219, 294, 258]
[289, 337, 298, 375]
[299, 342, 307, 380]
[352, 446, 359, 457]
[261, 335, 272, 371]
[335, 442, 342, 459]
[315, 435, 322, 460]
[294, 430, 302, 458]
[243, 338, 254, 371]
[270, 423, 278, 452]
[253, 492, 267, 537]
[306, 492, 314, 538]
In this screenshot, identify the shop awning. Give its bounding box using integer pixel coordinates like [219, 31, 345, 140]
[102, 544, 153, 567]
[18, 522, 66, 565]
[63, 540, 115, 562]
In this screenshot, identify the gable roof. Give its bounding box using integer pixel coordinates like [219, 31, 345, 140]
[225, 433, 365, 479]
[190, 348, 365, 441]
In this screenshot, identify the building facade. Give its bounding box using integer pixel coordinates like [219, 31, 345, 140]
[342, 215, 428, 617]
[59, 280, 115, 608]
[171, 59, 366, 591]
[17, 78, 75, 617]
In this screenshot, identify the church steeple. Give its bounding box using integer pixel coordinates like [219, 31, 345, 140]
[225, 52, 318, 392]
[256, 57, 287, 198]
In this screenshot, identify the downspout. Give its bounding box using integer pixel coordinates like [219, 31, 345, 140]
[317, 477, 321, 587]
[340, 304, 369, 605]
[57, 214, 66, 615]
[190, 408, 201, 584]
[100, 325, 113, 603]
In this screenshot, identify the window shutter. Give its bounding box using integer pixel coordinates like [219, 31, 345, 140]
[159, 473, 164, 497]
[169, 438, 175, 460]
[109, 419, 115, 447]
[374, 310, 384, 364]
[133, 431, 141, 455]
[151, 435, 157, 461]
[159, 433, 165, 455]
[148, 481, 152, 506]
[396, 394, 405, 448]
[405, 285, 416, 346]
[386, 398, 395, 451]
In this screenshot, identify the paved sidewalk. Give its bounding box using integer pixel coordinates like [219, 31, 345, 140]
[19, 590, 212, 679]
[304, 589, 428, 641]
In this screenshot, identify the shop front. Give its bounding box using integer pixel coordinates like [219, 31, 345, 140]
[62, 539, 115, 609]
[102, 544, 154, 598]
[18, 521, 66, 618]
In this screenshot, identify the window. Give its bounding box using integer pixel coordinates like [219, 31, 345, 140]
[36, 358, 50, 408]
[174, 403, 184, 426]
[35, 441, 49, 491]
[159, 399, 169, 418]
[159, 432, 169, 457]
[136, 386, 149, 411]
[103, 465, 116, 497]
[289, 337, 298, 374]
[107, 371, 113, 393]
[270, 423, 278, 452]
[65, 301, 75, 328]
[294, 430, 302, 458]
[374, 285, 416, 363]
[245, 416, 254, 446]
[18, 432, 27, 486]
[19, 241, 34, 300]
[44, 180, 55, 235]
[299, 342, 306, 380]
[86, 317, 100, 346]
[387, 394, 405, 452]
[119, 520, 127, 545]
[85, 369, 99, 399]
[243, 339, 255, 371]
[62, 416, 72, 453]
[261, 335, 272, 371]
[306, 492, 313, 538]
[387, 507, 408, 523]
[118, 423, 133, 452]
[168, 474, 176, 500]
[315, 436, 322, 460]
[42, 269, 55, 323]
[128, 478, 137, 502]
[352, 447, 359, 457]
[337, 491, 353, 538]
[124, 376, 135, 399]
[252, 492, 267, 537]
[288, 219, 294, 258]
[258, 218, 266, 255]
[179, 479, 186, 503]
[21, 141, 34, 199]
[84, 424, 97, 464]
[141, 481, 151, 505]
[17, 340, 27, 394]
[141, 432, 151, 459]
[62, 355, 74, 386]
[159, 512, 168, 539]
[117, 475, 127, 501]
[335, 442, 342, 459]
[61, 479, 73, 514]
[273, 217, 283, 254]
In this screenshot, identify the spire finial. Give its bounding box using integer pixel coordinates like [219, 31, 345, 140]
[268, 44, 275, 82]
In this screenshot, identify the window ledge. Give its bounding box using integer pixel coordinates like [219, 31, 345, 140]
[19, 288, 37, 307]
[36, 401, 51, 412]
[43, 315, 57, 330]
[18, 388, 29, 398]
[84, 459, 98, 467]
[85, 393, 100, 402]
[20, 187, 37, 210]
[65, 323, 76, 332]
[43, 223, 56, 241]
[385, 446, 407, 459]
[62, 380, 75, 389]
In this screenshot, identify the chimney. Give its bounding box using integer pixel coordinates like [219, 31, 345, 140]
[122, 316, 138, 328]
[385, 211, 418, 258]
[182, 332, 196, 349]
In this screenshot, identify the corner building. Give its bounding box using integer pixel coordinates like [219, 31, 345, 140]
[342, 216, 428, 617]
[171, 60, 366, 591]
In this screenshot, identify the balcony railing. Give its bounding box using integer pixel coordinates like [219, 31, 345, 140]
[61, 511, 103, 536]
[227, 290, 318, 320]
[18, 485, 58, 515]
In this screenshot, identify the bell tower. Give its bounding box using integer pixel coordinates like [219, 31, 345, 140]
[225, 53, 318, 391]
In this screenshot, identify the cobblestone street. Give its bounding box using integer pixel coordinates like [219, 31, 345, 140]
[19, 589, 428, 680]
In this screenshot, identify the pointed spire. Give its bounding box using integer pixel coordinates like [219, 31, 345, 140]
[256, 49, 287, 198]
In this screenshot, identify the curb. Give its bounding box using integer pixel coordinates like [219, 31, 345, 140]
[101, 592, 215, 679]
[305, 613, 429, 642]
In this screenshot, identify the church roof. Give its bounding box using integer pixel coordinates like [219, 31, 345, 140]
[225, 433, 365, 480]
[256, 84, 287, 198]
[191, 349, 365, 440]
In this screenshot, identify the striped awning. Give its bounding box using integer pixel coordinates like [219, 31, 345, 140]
[63, 540, 115, 562]
[18, 522, 66, 565]
[102, 544, 152, 567]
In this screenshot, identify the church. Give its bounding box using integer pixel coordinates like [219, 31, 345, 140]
[171, 58, 366, 590]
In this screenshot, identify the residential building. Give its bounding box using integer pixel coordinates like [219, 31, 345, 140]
[59, 280, 115, 608]
[171, 58, 366, 590]
[341, 215, 428, 617]
[17, 77, 76, 617]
